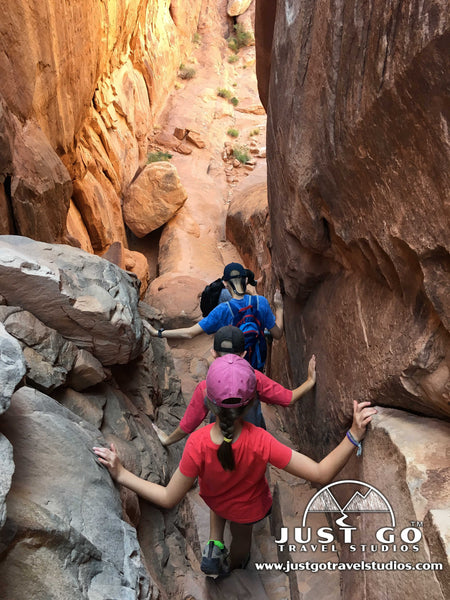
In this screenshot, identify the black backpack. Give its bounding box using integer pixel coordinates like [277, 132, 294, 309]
[200, 278, 225, 316]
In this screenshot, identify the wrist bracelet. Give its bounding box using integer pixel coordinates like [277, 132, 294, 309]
[346, 430, 362, 456]
[157, 328, 165, 338]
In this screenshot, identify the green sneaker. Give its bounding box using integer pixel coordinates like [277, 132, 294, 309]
[200, 541, 230, 576]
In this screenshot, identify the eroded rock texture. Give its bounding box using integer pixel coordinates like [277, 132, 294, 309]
[0, 237, 199, 598]
[252, 1, 449, 598]
[0, 0, 205, 288]
[0, 236, 145, 365]
[257, 0, 450, 431]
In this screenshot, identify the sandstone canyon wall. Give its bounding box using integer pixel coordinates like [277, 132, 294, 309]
[252, 1, 449, 598]
[0, 0, 209, 288]
[0, 2, 256, 599]
[0, 0, 449, 598]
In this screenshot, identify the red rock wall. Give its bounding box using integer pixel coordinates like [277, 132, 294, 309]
[257, 0, 449, 432]
[255, 3, 449, 595]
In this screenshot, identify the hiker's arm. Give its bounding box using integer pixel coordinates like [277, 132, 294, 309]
[283, 401, 377, 485]
[159, 425, 188, 447]
[144, 321, 204, 339]
[289, 355, 316, 405]
[155, 383, 208, 447]
[269, 289, 283, 339]
[93, 444, 194, 509]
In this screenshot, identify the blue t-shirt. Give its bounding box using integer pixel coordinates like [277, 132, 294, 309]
[198, 294, 276, 335]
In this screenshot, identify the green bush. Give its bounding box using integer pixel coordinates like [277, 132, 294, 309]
[232, 145, 250, 164]
[227, 23, 254, 52]
[192, 32, 201, 45]
[249, 128, 260, 136]
[147, 151, 172, 163]
[230, 96, 239, 106]
[178, 64, 196, 80]
[227, 128, 239, 138]
[217, 88, 232, 99]
[228, 54, 239, 64]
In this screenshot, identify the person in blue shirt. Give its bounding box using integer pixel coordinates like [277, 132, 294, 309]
[145, 262, 284, 349]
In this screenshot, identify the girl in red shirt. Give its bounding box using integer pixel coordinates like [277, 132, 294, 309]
[94, 355, 376, 576]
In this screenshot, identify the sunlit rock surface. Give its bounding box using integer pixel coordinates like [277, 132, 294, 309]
[0, 0, 204, 252]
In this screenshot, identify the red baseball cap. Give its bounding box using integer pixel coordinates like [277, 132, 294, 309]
[206, 354, 256, 408]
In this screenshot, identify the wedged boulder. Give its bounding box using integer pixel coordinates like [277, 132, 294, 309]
[227, 0, 253, 17]
[123, 162, 187, 238]
[0, 435, 14, 529]
[144, 273, 205, 327]
[0, 321, 26, 415]
[226, 170, 272, 287]
[0, 387, 151, 599]
[0, 236, 145, 365]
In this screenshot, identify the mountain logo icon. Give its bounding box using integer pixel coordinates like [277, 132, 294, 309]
[302, 479, 395, 527]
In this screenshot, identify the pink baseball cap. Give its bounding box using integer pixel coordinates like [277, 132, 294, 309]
[206, 354, 256, 408]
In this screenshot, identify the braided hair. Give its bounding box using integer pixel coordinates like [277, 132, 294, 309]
[206, 398, 254, 471]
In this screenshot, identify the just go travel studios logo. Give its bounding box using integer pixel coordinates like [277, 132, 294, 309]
[274, 480, 423, 554]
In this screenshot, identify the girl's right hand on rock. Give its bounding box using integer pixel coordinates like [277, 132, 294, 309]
[350, 401, 377, 442]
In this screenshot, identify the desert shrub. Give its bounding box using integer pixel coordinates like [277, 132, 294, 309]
[227, 23, 254, 52]
[178, 64, 196, 79]
[217, 88, 232, 99]
[232, 145, 250, 164]
[147, 151, 172, 163]
[230, 96, 239, 106]
[227, 128, 239, 138]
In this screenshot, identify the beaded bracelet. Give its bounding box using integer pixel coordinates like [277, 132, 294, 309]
[346, 430, 362, 456]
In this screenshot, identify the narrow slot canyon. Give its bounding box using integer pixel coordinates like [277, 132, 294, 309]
[0, 2, 448, 600]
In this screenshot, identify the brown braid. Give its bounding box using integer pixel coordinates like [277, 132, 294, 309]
[206, 398, 254, 471]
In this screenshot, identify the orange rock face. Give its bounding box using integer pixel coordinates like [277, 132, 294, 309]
[0, 0, 204, 251]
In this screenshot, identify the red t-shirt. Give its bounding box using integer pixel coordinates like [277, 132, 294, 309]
[179, 371, 292, 433]
[179, 422, 292, 523]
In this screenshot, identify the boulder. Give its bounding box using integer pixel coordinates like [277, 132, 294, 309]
[72, 169, 127, 252]
[0, 236, 144, 365]
[123, 162, 187, 238]
[144, 273, 205, 327]
[1, 308, 78, 392]
[0, 387, 151, 599]
[336, 407, 450, 600]
[0, 321, 26, 415]
[226, 170, 272, 288]
[102, 241, 150, 297]
[0, 435, 14, 529]
[66, 349, 106, 391]
[227, 0, 253, 17]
